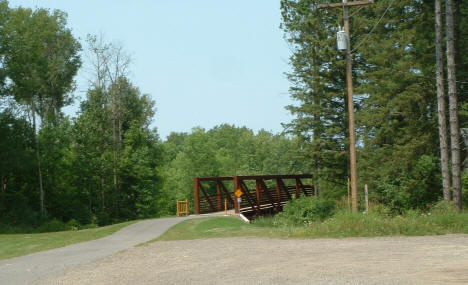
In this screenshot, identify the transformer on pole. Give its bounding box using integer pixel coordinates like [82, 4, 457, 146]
[337, 28, 347, 51]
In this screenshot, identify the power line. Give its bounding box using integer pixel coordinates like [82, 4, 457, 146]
[352, 0, 396, 53]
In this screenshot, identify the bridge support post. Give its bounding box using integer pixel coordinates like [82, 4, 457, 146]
[233, 176, 239, 214]
[295, 178, 300, 198]
[216, 181, 221, 211]
[194, 177, 200, 215]
[255, 180, 261, 208]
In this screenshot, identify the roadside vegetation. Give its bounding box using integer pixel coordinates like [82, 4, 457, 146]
[156, 197, 468, 241]
[0, 0, 467, 235]
[0, 221, 135, 260]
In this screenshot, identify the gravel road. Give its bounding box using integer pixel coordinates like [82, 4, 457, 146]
[0, 217, 196, 285]
[38, 234, 468, 285]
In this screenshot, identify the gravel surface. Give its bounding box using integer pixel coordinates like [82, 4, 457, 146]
[0, 217, 197, 285]
[38, 234, 468, 285]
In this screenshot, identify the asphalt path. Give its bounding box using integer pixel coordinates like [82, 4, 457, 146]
[0, 216, 197, 285]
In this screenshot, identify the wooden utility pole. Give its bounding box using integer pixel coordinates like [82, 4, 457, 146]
[318, 0, 373, 212]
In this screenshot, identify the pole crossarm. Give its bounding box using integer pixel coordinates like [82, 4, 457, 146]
[317, 0, 373, 9]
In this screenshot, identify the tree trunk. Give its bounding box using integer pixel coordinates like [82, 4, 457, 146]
[100, 175, 105, 209]
[32, 104, 45, 216]
[435, 0, 451, 201]
[445, 0, 462, 211]
[111, 89, 117, 187]
[313, 68, 321, 197]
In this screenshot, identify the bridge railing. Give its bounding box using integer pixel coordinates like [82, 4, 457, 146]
[194, 174, 314, 216]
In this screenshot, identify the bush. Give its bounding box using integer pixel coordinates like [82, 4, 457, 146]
[36, 219, 70, 233]
[463, 172, 468, 209]
[66, 219, 80, 231]
[275, 196, 335, 226]
[430, 200, 457, 215]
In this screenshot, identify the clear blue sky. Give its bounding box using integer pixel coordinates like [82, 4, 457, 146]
[11, 0, 294, 139]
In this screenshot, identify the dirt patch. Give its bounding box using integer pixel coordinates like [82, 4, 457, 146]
[38, 234, 468, 285]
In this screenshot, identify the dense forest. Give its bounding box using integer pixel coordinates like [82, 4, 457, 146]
[0, 0, 467, 229]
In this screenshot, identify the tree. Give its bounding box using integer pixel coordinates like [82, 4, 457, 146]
[280, 0, 443, 210]
[74, 72, 159, 222]
[435, 0, 451, 201]
[158, 125, 316, 214]
[86, 34, 132, 189]
[0, 110, 37, 223]
[281, 0, 349, 194]
[1, 6, 81, 215]
[446, 0, 462, 211]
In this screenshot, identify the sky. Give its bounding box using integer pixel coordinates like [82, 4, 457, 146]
[11, 0, 294, 139]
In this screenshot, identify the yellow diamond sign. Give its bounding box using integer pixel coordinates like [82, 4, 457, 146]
[234, 189, 243, 198]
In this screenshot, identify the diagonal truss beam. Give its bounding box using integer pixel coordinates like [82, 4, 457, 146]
[198, 183, 216, 212]
[258, 179, 281, 211]
[218, 180, 235, 206]
[277, 178, 292, 200]
[240, 180, 260, 213]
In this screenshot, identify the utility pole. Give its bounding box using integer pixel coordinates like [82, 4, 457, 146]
[318, 0, 373, 212]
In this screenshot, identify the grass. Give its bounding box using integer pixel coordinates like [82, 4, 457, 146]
[154, 217, 290, 241]
[155, 209, 468, 242]
[0, 220, 135, 260]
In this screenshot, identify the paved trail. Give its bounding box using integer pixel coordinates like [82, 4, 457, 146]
[0, 217, 195, 285]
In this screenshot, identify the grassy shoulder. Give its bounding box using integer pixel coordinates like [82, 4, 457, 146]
[155, 205, 468, 242]
[0, 220, 135, 260]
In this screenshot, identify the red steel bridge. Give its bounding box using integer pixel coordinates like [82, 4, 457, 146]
[194, 174, 315, 219]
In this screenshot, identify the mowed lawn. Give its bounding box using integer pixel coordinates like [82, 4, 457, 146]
[0, 221, 135, 260]
[154, 217, 286, 241]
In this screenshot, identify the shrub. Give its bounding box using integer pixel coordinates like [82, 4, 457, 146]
[462, 172, 468, 209]
[36, 219, 70, 233]
[66, 219, 80, 231]
[430, 200, 457, 216]
[275, 196, 335, 226]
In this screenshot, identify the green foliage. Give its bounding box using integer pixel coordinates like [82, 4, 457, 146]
[1, 5, 81, 112]
[0, 111, 37, 224]
[463, 172, 468, 208]
[372, 155, 441, 213]
[71, 64, 161, 223]
[280, 0, 348, 189]
[1, 0, 467, 233]
[158, 125, 311, 216]
[279, 0, 462, 207]
[36, 219, 70, 233]
[275, 196, 335, 226]
[0, 2, 163, 229]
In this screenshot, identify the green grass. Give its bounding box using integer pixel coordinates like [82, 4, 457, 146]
[154, 217, 292, 241]
[155, 210, 468, 242]
[0, 220, 135, 260]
